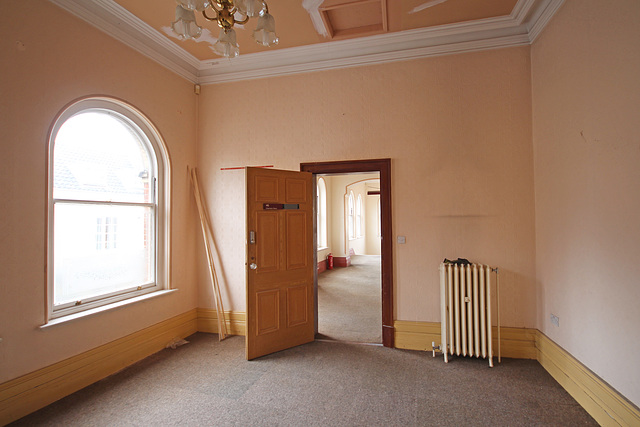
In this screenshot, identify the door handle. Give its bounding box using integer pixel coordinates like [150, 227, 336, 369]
[249, 263, 257, 270]
[249, 230, 256, 245]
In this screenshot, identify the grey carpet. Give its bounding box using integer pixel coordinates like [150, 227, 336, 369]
[318, 255, 382, 343]
[11, 333, 596, 426]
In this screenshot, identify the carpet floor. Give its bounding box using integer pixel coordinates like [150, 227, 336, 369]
[318, 255, 382, 343]
[11, 333, 596, 426]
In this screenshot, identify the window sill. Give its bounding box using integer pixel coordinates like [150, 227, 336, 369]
[40, 289, 178, 329]
[317, 246, 329, 251]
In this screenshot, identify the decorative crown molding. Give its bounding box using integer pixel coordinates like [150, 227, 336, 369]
[49, 0, 565, 85]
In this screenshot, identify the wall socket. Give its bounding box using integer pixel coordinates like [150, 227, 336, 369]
[550, 313, 560, 327]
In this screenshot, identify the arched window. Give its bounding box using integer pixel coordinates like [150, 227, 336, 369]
[47, 97, 170, 319]
[317, 177, 327, 248]
[356, 195, 363, 237]
[348, 191, 355, 240]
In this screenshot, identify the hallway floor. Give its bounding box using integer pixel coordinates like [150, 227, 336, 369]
[318, 255, 382, 343]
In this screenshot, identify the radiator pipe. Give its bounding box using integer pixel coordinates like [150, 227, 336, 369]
[492, 267, 501, 363]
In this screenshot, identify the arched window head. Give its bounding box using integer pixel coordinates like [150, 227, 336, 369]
[317, 177, 327, 248]
[47, 97, 170, 320]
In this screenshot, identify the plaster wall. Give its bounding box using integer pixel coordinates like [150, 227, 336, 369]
[365, 191, 382, 256]
[197, 47, 536, 327]
[0, 1, 198, 383]
[531, 0, 640, 405]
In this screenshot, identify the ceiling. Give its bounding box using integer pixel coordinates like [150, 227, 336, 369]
[50, 0, 565, 84]
[113, 0, 518, 59]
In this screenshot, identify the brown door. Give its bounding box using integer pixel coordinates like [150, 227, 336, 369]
[245, 167, 314, 360]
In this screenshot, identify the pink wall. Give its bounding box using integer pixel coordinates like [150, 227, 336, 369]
[532, 0, 640, 406]
[0, 1, 198, 383]
[197, 47, 537, 328]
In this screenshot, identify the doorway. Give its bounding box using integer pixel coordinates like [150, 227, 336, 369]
[300, 159, 393, 348]
[317, 173, 381, 343]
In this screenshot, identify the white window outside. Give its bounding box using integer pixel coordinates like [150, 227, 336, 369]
[356, 194, 363, 238]
[47, 97, 170, 319]
[317, 177, 327, 248]
[348, 191, 355, 240]
[378, 198, 382, 237]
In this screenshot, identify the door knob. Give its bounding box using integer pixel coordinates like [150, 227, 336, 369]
[249, 263, 257, 270]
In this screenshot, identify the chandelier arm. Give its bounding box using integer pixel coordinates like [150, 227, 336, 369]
[235, 14, 250, 25]
[202, 7, 219, 22]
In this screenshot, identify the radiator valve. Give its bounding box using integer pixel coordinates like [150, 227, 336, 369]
[432, 342, 441, 357]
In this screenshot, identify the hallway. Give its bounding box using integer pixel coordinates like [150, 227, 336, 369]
[317, 255, 382, 343]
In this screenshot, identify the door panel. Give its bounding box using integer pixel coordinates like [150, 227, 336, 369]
[246, 167, 314, 360]
[285, 178, 307, 203]
[286, 284, 308, 327]
[256, 290, 280, 335]
[256, 211, 279, 272]
[255, 176, 279, 201]
[285, 211, 307, 270]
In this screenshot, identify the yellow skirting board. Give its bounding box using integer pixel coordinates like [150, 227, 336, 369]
[0, 310, 198, 425]
[394, 320, 640, 426]
[3, 313, 638, 426]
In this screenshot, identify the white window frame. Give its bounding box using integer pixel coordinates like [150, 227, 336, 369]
[317, 177, 327, 249]
[47, 97, 171, 320]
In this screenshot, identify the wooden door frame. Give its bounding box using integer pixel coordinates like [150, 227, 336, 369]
[300, 159, 393, 348]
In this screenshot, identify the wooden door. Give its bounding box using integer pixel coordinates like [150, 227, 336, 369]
[246, 167, 314, 360]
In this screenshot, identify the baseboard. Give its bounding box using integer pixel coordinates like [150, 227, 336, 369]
[317, 259, 327, 274]
[334, 256, 351, 268]
[394, 320, 441, 352]
[196, 308, 246, 336]
[0, 309, 198, 425]
[394, 320, 640, 425]
[536, 332, 640, 427]
[393, 320, 537, 360]
[4, 313, 637, 426]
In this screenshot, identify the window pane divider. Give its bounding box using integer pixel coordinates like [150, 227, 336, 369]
[53, 199, 155, 208]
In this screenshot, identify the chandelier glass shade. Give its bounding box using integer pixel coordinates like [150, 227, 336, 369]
[171, 0, 278, 58]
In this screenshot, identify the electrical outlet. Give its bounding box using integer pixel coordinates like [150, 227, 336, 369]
[550, 313, 560, 327]
[397, 236, 406, 244]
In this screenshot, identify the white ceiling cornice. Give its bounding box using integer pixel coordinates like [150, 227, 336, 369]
[49, 0, 565, 85]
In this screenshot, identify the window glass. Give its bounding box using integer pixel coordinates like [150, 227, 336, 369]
[54, 112, 152, 203]
[53, 203, 154, 305]
[356, 195, 363, 237]
[348, 191, 355, 240]
[378, 198, 382, 237]
[317, 177, 327, 248]
[48, 98, 168, 319]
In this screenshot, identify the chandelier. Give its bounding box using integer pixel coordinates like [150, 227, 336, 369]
[171, 0, 278, 58]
